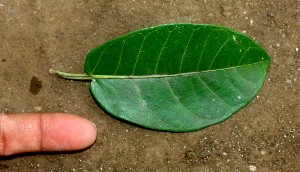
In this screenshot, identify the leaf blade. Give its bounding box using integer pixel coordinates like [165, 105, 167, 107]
[86, 23, 270, 132]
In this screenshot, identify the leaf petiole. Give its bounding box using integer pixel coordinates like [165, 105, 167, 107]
[55, 71, 93, 80]
[54, 70, 175, 80]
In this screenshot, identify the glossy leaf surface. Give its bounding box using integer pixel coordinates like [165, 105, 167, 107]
[85, 24, 270, 132]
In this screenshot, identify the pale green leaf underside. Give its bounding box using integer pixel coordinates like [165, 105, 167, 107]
[84, 24, 270, 132]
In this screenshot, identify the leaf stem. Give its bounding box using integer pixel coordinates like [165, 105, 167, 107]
[55, 71, 93, 80]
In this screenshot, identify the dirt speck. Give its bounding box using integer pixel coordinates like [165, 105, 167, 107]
[29, 76, 43, 95]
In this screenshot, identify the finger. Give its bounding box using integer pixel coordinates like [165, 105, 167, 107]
[0, 113, 97, 156]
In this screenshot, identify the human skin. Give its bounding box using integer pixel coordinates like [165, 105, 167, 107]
[0, 113, 97, 156]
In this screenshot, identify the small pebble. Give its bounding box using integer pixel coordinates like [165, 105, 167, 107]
[249, 165, 257, 172]
[34, 106, 43, 112]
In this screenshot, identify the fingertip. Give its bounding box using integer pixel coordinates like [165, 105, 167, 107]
[41, 113, 97, 151]
[76, 116, 97, 149]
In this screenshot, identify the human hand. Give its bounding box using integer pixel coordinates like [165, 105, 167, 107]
[0, 113, 97, 156]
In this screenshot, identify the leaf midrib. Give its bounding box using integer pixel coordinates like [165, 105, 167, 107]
[55, 59, 269, 80]
[90, 59, 269, 78]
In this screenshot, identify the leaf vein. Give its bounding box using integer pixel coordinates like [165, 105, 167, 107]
[154, 28, 172, 74]
[91, 42, 113, 74]
[233, 68, 257, 85]
[93, 80, 109, 108]
[132, 32, 153, 75]
[197, 75, 231, 107]
[196, 29, 214, 70]
[208, 36, 231, 69]
[102, 80, 134, 121]
[114, 40, 126, 75]
[237, 42, 253, 65]
[164, 78, 200, 124]
[132, 80, 174, 129]
[179, 29, 195, 73]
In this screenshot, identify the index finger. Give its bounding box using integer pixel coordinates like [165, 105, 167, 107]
[0, 113, 97, 156]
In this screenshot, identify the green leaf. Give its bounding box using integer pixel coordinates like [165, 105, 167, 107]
[56, 23, 270, 132]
